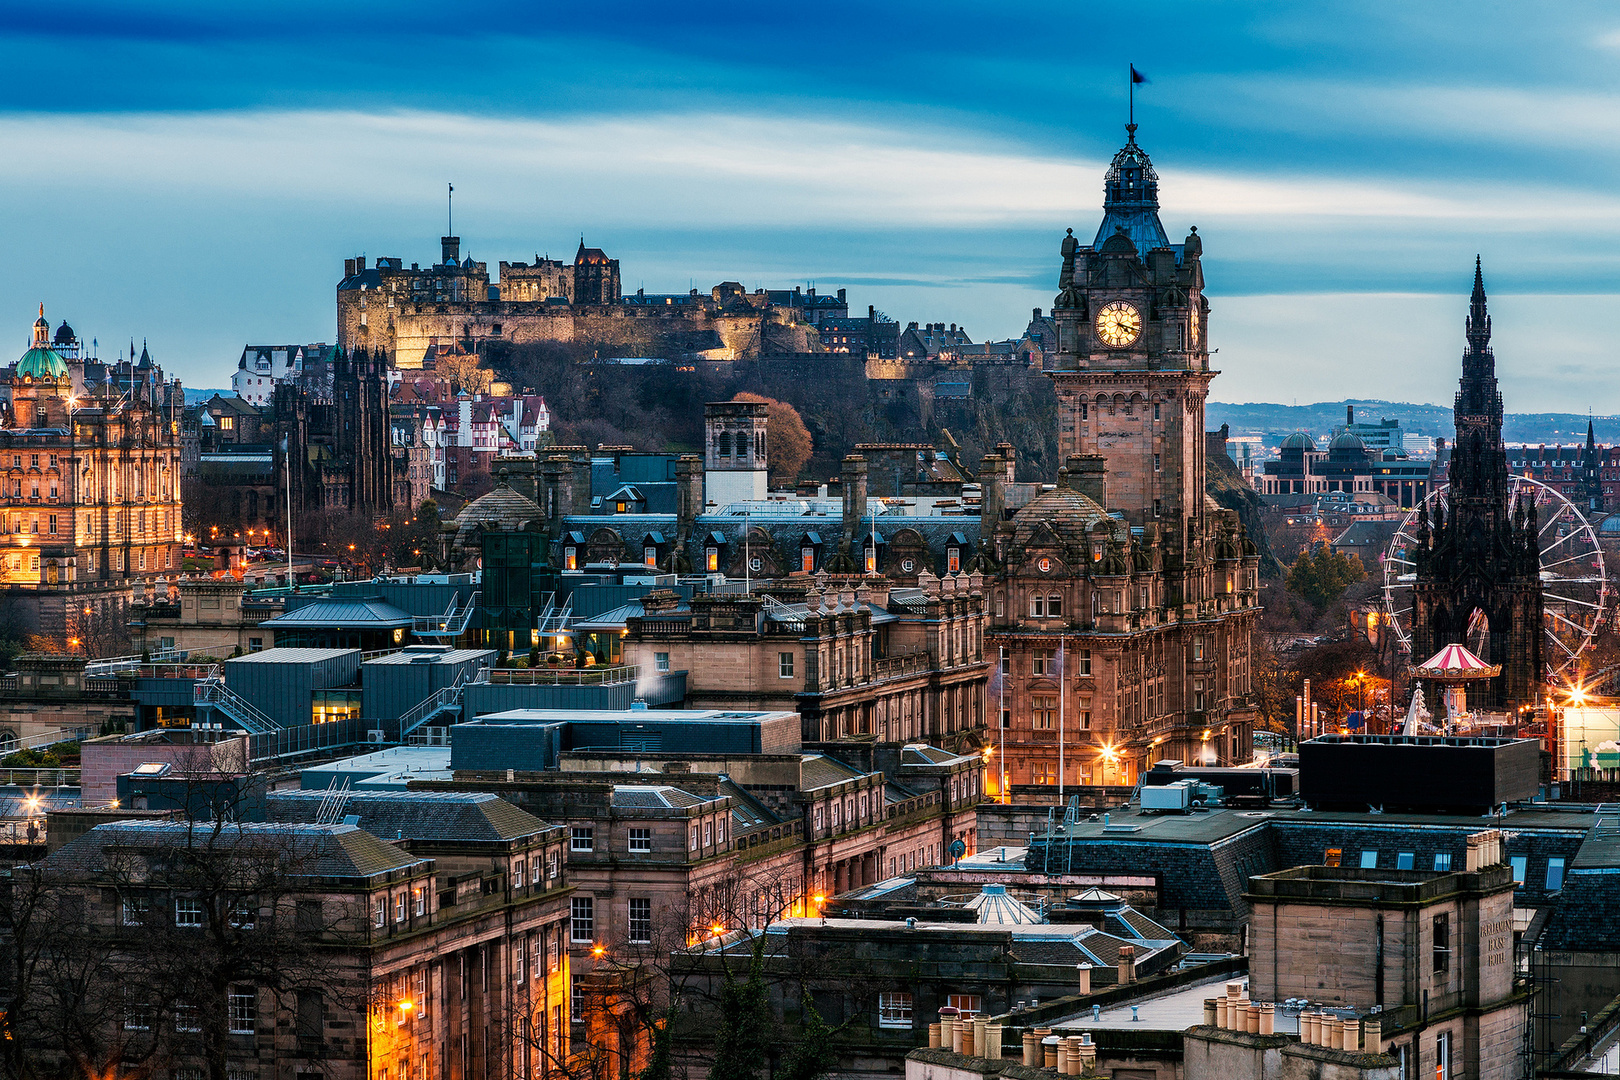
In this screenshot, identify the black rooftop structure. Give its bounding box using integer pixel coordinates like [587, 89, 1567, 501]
[1297, 733, 1539, 814]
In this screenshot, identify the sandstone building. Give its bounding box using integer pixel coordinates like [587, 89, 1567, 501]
[984, 125, 1261, 786]
[0, 307, 186, 639]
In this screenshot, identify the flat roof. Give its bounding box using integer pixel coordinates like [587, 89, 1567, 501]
[471, 708, 797, 725]
[363, 648, 494, 666]
[300, 745, 453, 788]
[1050, 972, 1244, 1031]
[226, 647, 361, 664]
[1035, 804, 1600, 846]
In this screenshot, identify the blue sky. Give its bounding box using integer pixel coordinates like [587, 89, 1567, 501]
[4, 1, 1620, 410]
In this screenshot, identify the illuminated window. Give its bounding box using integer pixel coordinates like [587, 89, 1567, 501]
[706, 547, 718, 572]
[802, 547, 814, 572]
[948, 547, 960, 573]
[643, 546, 656, 566]
[564, 546, 577, 571]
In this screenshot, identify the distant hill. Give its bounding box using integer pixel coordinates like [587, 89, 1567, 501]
[185, 388, 231, 406]
[1209, 400, 1620, 446]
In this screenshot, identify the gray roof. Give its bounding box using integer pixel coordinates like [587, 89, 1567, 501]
[800, 753, 865, 791]
[225, 647, 362, 665]
[41, 821, 426, 881]
[268, 790, 549, 842]
[363, 649, 496, 667]
[611, 785, 714, 809]
[261, 597, 414, 629]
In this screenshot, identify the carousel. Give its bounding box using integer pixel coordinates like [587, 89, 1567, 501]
[1408, 643, 1501, 734]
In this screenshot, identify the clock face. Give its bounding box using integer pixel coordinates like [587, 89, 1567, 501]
[1096, 301, 1141, 348]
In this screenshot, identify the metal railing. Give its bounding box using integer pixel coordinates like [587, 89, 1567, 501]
[0, 768, 80, 787]
[0, 729, 90, 755]
[397, 670, 479, 740]
[194, 678, 279, 735]
[86, 648, 187, 676]
[413, 591, 481, 637]
[483, 664, 639, 686]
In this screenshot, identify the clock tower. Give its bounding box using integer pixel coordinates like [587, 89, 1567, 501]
[1049, 124, 1210, 544]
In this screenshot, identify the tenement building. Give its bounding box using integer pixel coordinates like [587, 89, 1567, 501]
[985, 124, 1261, 787]
[0, 307, 186, 638]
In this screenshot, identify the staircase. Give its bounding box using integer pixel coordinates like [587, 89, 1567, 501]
[412, 592, 481, 639]
[193, 676, 279, 735]
[397, 668, 482, 741]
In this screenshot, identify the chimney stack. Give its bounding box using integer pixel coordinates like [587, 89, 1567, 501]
[1347, 404, 1355, 426]
[841, 455, 868, 542]
[1068, 454, 1107, 507]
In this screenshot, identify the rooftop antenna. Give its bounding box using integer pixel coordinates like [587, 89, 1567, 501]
[447, 183, 454, 236]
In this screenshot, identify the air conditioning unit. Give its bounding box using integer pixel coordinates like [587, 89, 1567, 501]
[1141, 780, 1194, 812]
[367, 729, 386, 744]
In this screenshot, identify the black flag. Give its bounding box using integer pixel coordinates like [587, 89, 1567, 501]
[1130, 65, 1149, 84]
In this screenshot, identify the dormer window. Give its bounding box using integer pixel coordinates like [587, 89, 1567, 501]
[643, 546, 656, 567]
[948, 547, 960, 573]
[564, 546, 577, 572]
[706, 547, 719, 573]
[801, 547, 814, 573]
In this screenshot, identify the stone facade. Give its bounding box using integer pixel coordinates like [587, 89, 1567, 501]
[0, 309, 186, 640]
[985, 129, 1260, 787]
[1247, 837, 1527, 1080]
[1409, 262, 1544, 709]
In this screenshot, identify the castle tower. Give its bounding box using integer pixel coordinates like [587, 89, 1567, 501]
[1410, 260, 1544, 708]
[703, 400, 769, 505]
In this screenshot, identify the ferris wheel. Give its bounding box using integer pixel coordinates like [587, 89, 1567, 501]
[1382, 477, 1609, 682]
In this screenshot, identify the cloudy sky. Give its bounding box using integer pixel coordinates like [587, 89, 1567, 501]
[3, 1, 1619, 410]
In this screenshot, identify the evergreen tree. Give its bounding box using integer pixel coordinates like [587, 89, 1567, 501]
[638, 1004, 678, 1080]
[778, 994, 837, 1080]
[709, 937, 770, 1080]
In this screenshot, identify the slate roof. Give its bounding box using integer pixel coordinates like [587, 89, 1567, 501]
[261, 596, 414, 629]
[611, 785, 713, 809]
[41, 821, 425, 881]
[268, 790, 549, 842]
[1540, 868, 1620, 951]
[717, 777, 781, 831]
[800, 753, 865, 791]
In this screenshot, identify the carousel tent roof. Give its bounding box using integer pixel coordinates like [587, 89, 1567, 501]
[1413, 643, 1501, 680]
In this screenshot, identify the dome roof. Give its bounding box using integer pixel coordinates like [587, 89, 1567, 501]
[1600, 513, 1620, 536]
[52, 320, 74, 345]
[17, 345, 67, 380]
[452, 479, 542, 549]
[1011, 484, 1112, 548]
[1329, 431, 1365, 450]
[1281, 431, 1313, 450]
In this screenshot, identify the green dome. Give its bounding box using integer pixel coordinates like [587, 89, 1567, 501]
[17, 345, 67, 380]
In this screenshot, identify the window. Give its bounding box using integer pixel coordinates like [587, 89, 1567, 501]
[1510, 855, 1527, 885]
[394, 894, 406, 923]
[779, 652, 795, 678]
[1153, 402, 1161, 420]
[571, 827, 594, 852]
[1193, 679, 1205, 712]
[644, 546, 656, 566]
[1432, 913, 1450, 974]
[802, 547, 815, 572]
[878, 992, 914, 1029]
[1029, 596, 1046, 618]
[513, 944, 525, 982]
[691, 824, 701, 849]
[812, 807, 823, 832]
[565, 546, 577, 571]
[946, 994, 982, 1015]
[1153, 453, 1161, 472]
[176, 1003, 202, 1033]
[1360, 851, 1378, 869]
[1433, 852, 1453, 872]
[629, 898, 652, 944]
[248, 636, 263, 652]
[570, 897, 594, 943]
[571, 974, 585, 1021]
[1193, 637, 1205, 660]
[654, 652, 670, 673]
[703, 822, 713, 846]
[228, 986, 256, 1035]
[123, 896, 149, 925]
[1323, 848, 1343, 867]
[1077, 698, 1091, 729]
[629, 828, 652, 854]
[414, 887, 426, 916]
[706, 547, 719, 572]
[1396, 852, 1415, 870]
[1546, 856, 1566, 891]
[547, 851, 559, 879]
[174, 897, 204, 927]
[948, 547, 960, 573]
[1436, 1031, 1450, 1080]
[1033, 695, 1057, 729]
[1046, 594, 1063, 617]
[1032, 649, 1052, 675]
[373, 897, 386, 928]
[1077, 649, 1092, 676]
[1154, 498, 1162, 517]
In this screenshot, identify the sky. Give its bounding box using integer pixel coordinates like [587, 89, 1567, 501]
[3, 1, 1620, 410]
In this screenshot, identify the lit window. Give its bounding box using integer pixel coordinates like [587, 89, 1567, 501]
[946, 994, 982, 1015]
[706, 547, 719, 572]
[947, 547, 960, 573]
[644, 546, 656, 566]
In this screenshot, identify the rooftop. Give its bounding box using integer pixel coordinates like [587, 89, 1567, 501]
[1051, 972, 1245, 1031]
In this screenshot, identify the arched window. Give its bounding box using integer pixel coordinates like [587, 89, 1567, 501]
[717, 432, 732, 457]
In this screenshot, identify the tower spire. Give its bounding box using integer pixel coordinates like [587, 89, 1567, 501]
[1466, 254, 1491, 354]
